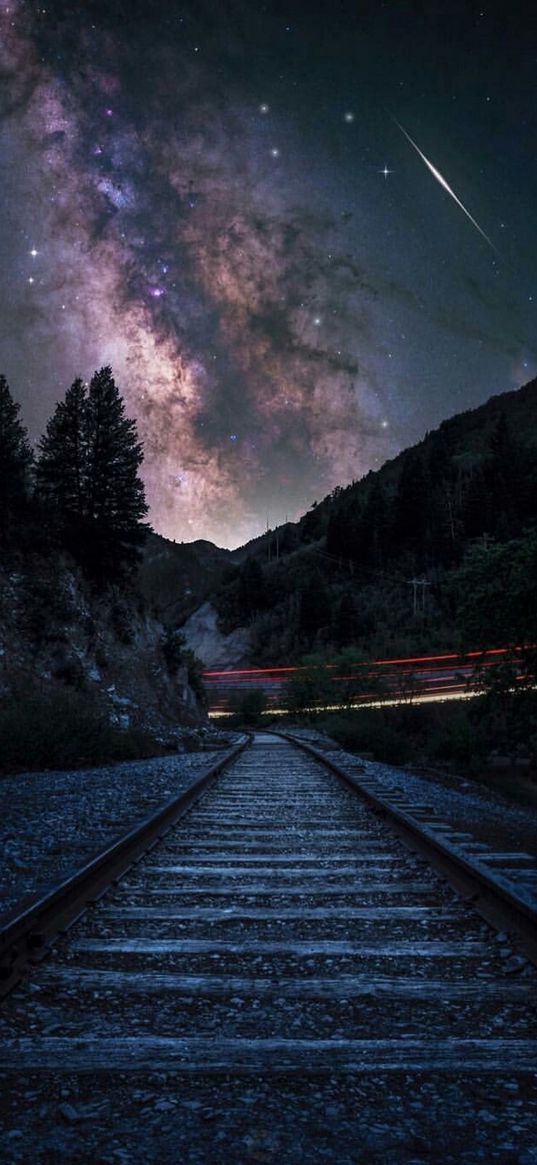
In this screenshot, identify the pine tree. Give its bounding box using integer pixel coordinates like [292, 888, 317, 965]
[36, 378, 87, 531]
[361, 480, 391, 569]
[486, 413, 518, 539]
[35, 366, 148, 575]
[393, 453, 430, 561]
[85, 366, 148, 570]
[0, 375, 33, 536]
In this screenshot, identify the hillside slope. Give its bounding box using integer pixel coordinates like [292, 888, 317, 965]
[0, 549, 204, 735]
[137, 533, 232, 626]
[180, 376, 537, 666]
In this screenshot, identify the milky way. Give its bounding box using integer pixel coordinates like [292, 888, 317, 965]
[1, 1, 536, 546]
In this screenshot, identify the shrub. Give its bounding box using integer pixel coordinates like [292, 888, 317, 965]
[0, 684, 164, 774]
[162, 628, 186, 674]
[317, 709, 411, 765]
[111, 599, 134, 644]
[161, 629, 206, 704]
[428, 709, 482, 768]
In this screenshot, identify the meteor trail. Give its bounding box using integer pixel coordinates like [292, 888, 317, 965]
[393, 118, 497, 252]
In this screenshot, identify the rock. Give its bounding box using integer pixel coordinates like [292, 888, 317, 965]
[180, 601, 251, 668]
[109, 692, 135, 708]
[58, 1103, 82, 1124]
[504, 954, 527, 974]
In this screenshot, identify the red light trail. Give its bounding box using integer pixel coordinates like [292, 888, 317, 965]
[204, 645, 528, 714]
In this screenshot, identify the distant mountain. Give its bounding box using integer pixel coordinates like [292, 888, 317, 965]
[240, 375, 537, 560]
[144, 376, 537, 668]
[176, 376, 537, 666]
[137, 532, 232, 626]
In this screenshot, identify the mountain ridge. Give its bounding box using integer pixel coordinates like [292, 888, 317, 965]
[173, 374, 537, 667]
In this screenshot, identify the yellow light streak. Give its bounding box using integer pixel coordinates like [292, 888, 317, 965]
[208, 687, 485, 718]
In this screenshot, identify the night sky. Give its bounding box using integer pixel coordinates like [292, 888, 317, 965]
[1, 1, 536, 548]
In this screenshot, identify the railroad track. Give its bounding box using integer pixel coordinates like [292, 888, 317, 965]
[1, 732, 537, 1162]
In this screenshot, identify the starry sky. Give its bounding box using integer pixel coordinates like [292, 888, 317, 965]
[1, 1, 536, 548]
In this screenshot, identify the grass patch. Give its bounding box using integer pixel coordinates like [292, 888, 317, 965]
[0, 685, 166, 775]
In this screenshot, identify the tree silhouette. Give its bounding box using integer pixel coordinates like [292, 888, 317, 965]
[36, 378, 87, 539]
[36, 366, 148, 575]
[86, 366, 147, 529]
[238, 557, 266, 618]
[0, 375, 33, 538]
[393, 453, 430, 561]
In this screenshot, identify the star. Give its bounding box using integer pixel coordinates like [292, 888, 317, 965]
[379, 165, 392, 178]
[381, 419, 389, 428]
[259, 103, 270, 114]
[29, 247, 39, 257]
[270, 147, 280, 158]
[27, 276, 34, 284]
[344, 112, 354, 123]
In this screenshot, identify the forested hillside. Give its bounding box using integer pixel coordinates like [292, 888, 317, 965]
[208, 377, 537, 664]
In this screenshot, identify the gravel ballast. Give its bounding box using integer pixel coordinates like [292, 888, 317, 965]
[0, 742, 240, 922]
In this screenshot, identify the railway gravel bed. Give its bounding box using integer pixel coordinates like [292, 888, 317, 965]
[0, 736, 238, 922]
[289, 729, 537, 900]
[1, 733, 537, 1162]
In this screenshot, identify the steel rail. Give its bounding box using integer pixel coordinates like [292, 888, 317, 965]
[0, 738, 248, 997]
[276, 732, 537, 966]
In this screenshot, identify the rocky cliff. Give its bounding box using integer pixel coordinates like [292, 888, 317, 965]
[0, 551, 204, 733]
[180, 601, 251, 669]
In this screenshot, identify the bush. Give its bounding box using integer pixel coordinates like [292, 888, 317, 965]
[111, 599, 134, 644]
[317, 709, 411, 765]
[50, 648, 85, 688]
[162, 628, 186, 674]
[161, 629, 206, 704]
[317, 698, 535, 775]
[0, 684, 164, 774]
[428, 710, 482, 769]
[227, 688, 267, 728]
[237, 685, 266, 722]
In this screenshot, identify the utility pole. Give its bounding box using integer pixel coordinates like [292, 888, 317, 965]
[407, 577, 430, 617]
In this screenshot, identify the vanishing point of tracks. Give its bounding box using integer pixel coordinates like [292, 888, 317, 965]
[1, 732, 537, 1163]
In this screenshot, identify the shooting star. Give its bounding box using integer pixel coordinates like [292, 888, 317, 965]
[393, 117, 497, 252]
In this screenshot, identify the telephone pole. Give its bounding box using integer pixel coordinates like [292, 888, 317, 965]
[407, 577, 430, 617]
